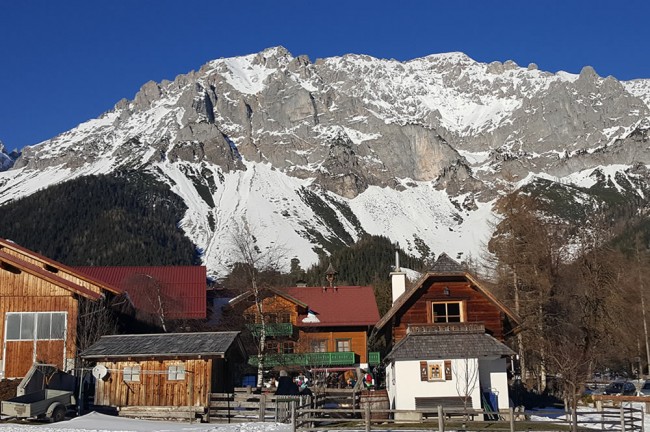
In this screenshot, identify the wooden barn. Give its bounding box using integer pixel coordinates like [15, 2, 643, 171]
[0, 239, 120, 379]
[80, 332, 247, 412]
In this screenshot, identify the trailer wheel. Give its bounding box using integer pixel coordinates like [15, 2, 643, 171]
[50, 405, 66, 423]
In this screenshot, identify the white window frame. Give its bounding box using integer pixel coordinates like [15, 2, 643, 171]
[167, 365, 185, 381]
[5, 312, 67, 341]
[427, 361, 445, 381]
[123, 365, 141, 382]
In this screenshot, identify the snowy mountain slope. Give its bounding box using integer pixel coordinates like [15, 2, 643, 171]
[2, 47, 650, 276]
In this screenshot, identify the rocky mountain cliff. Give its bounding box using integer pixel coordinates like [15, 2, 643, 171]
[1, 47, 649, 276]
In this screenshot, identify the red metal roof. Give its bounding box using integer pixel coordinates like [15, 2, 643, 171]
[75, 266, 207, 319]
[281, 285, 379, 327]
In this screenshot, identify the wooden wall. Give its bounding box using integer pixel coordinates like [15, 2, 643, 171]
[93, 358, 213, 407]
[1, 269, 79, 378]
[297, 329, 368, 360]
[1, 245, 107, 295]
[243, 296, 297, 323]
[393, 279, 506, 343]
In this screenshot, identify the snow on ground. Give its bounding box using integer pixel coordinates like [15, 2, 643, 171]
[2, 404, 647, 431]
[0, 412, 291, 432]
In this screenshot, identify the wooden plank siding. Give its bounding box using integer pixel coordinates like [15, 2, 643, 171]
[93, 359, 213, 407]
[1, 282, 78, 378]
[297, 329, 368, 361]
[243, 296, 298, 323]
[0, 245, 109, 296]
[393, 280, 506, 344]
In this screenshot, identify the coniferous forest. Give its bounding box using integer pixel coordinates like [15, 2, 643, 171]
[0, 171, 200, 266]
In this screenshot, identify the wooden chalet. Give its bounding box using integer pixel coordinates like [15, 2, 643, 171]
[80, 332, 246, 412]
[229, 266, 380, 372]
[375, 253, 520, 414]
[0, 239, 120, 379]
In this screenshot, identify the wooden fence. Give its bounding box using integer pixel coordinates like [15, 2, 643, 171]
[207, 389, 645, 432]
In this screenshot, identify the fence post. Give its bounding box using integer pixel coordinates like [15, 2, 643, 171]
[259, 394, 266, 422]
[365, 400, 371, 432]
[509, 407, 515, 432]
[620, 405, 625, 432]
[438, 405, 444, 432]
[291, 400, 296, 432]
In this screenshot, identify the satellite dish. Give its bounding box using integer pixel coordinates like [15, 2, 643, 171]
[92, 365, 109, 380]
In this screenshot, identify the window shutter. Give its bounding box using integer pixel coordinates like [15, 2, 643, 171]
[445, 360, 452, 380]
[420, 361, 428, 381]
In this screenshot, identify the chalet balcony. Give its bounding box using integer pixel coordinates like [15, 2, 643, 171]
[407, 322, 485, 335]
[368, 351, 381, 365]
[248, 351, 358, 367]
[246, 323, 294, 337]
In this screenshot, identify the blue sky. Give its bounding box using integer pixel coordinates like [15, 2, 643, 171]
[1, 0, 648, 152]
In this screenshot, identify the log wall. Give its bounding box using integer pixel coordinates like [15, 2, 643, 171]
[393, 280, 506, 343]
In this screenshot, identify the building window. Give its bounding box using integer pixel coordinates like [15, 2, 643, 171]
[5, 312, 66, 341]
[310, 339, 327, 353]
[279, 313, 291, 323]
[266, 341, 279, 353]
[427, 361, 445, 381]
[168, 365, 185, 380]
[432, 302, 463, 323]
[336, 339, 351, 352]
[282, 341, 295, 354]
[123, 366, 141, 382]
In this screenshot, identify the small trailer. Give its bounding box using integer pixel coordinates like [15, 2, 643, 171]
[1, 389, 73, 422]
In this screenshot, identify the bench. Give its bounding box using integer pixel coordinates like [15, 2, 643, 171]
[415, 397, 477, 419]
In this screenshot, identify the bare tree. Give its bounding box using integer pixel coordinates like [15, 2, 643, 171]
[76, 295, 125, 363]
[229, 218, 287, 387]
[122, 273, 174, 332]
[488, 193, 561, 391]
[453, 358, 480, 421]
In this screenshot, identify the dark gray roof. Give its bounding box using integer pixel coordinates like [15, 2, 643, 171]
[385, 332, 515, 361]
[81, 332, 242, 359]
[430, 253, 465, 273]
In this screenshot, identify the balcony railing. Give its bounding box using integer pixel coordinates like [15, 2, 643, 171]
[248, 351, 358, 367]
[407, 322, 485, 335]
[246, 323, 294, 337]
[368, 352, 380, 365]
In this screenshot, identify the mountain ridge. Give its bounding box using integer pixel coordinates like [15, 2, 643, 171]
[1, 47, 649, 277]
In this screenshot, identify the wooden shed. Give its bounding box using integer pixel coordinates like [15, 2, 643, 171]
[80, 332, 247, 411]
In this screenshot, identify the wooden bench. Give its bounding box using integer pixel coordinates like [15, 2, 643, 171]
[415, 396, 478, 419]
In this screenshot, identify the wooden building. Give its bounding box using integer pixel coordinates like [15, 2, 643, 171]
[228, 267, 380, 372]
[0, 239, 120, 379]
[80, 332, 246, 411]
[374, 253, 520, 414]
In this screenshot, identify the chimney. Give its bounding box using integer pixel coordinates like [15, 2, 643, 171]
[390, 249, 406, 304]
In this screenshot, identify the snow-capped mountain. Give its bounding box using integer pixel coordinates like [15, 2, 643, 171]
[1, 47, 650, 276]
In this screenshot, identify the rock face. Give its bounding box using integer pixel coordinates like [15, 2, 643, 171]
[1, 47, 650, 275]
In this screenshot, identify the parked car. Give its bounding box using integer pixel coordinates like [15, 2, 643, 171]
[603, 381, 637, 396]
[638, 381, 650, 396]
